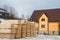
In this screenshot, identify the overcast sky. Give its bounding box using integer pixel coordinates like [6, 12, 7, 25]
[0, 0, 60, 19]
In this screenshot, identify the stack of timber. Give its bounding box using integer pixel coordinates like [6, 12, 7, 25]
[0, 24, 12, 38]
[30, 22, 34, 37]
[16, 24, 21, 38]
[0, 20, 38, 39]
[34, 25, 38, 36]
[11, 24, 17, 39]
[26, 22, 31, 37]
[21, 24, 27, 38]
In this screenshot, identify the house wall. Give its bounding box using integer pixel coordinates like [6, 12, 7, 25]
[49, 22, 59, 35]
[39, 13, 48, 34]
[38, 13, 60, 35]
[58, 22, 60, 35]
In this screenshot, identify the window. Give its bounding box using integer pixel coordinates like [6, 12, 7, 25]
[41, 18, 45, 21]
[41, 25, 45, 28]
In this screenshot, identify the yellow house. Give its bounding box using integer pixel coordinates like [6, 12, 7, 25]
[30, 9, 60, 35]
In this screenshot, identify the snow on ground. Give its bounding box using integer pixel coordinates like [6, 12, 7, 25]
[0, 35, 60, 40]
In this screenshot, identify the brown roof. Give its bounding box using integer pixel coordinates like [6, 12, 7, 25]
[30, 8, 60, 22]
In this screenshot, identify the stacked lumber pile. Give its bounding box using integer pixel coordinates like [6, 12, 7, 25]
[14, 20, 38, 38]
[0, 20, 38, 39]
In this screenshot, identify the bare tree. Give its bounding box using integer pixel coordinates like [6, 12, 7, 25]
[21, 14, 25, 20]
[3, 5, 18, 19]
[9, 7, 17, 18]
[27, 15, 30, 20]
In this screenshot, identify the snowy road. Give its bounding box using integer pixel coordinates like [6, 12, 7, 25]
[0, 35, 60, 40]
